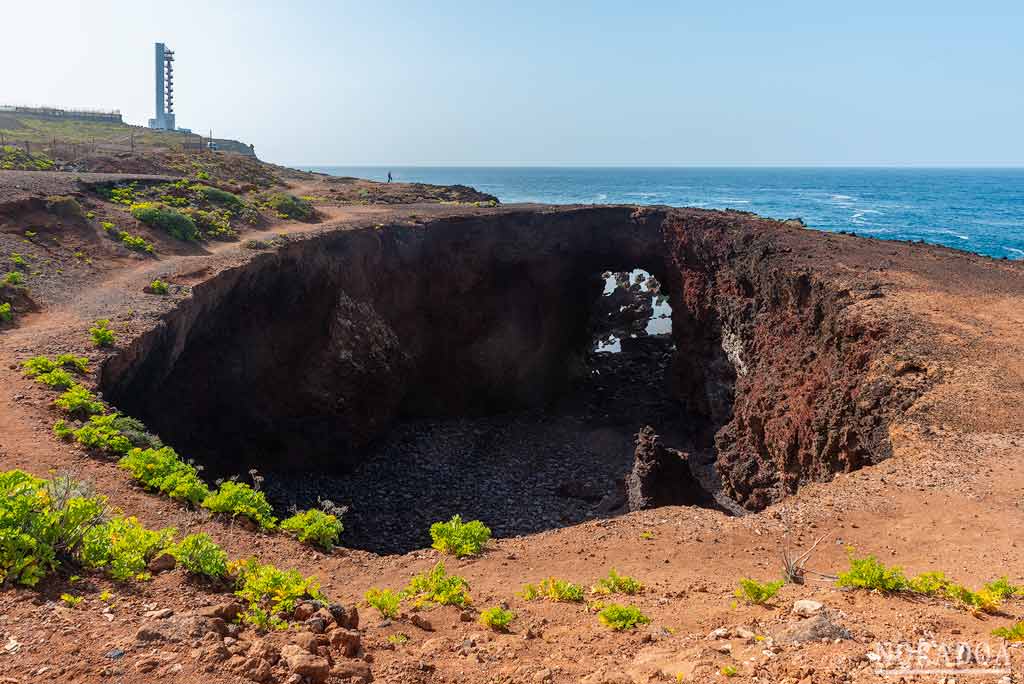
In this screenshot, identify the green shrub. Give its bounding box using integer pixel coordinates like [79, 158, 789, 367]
[984, 577, 1023, 600]
[130, 202, 199, 241]
[230, 558, 325, 630]
[3, 271, 24, 286]
[60, 592, 83, 608]
[148, 279, 169, 295]
[202, 480, 277, 529]
[194, 185, 244, 212]
[110, 415, 163, 449]
[281, 509, 343, 550]
[592, 569, 644, 596]
[73, 413, 132, 455]
[597, 604, 650, 630]
[119, 446, 210, 505]
[907, 571, 948, 595]
[836, 553, 909, 593]
[101, 183, 137, 205]
[23, 354, 89, 377]
[53, 419, 74, 440]
[36, 368, 74, 389]
[479, 606, 515, 631]
[54, 384, 105, 417]
[80, 516, 175, 581]
[0, 302, 11, 323]
[365, 587, 401, 618]
[119, 231, 155, 254]
[262, 193, 314, 220]
[89, 319, 115, 347]
[993, 621, 1024, 642]
[735, 578, 785, 605]
[721, 665, 739, 677]
[9, 253, 26, 268]
[185, 207, 235, 240]
[173, 533, 228, 579]
[403, 562, 471, 608]
[430, 514, 491, 557]
[101, 221, 116, 233]
[520, 577, 585, 603]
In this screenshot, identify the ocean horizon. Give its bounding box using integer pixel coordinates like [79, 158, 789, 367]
[304, 166, 1024, 261]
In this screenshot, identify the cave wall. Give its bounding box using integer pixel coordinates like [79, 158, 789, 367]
[101, 205, 920, 507]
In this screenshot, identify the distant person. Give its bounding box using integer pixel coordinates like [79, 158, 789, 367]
[387, 171, 393, 183]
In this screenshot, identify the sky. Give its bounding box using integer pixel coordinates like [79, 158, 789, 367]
[2, 1, 1022, 166]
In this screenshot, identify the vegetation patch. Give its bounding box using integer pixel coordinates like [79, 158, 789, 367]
[259, 192, 315, 220]
[0, 302, 11, 323]
[365, 587, 401, 618]
[202, 480, 277, 529]
[54, 384, 105, 417]
[89, 319, 116, 347]
[230, 558, 325, 630]
[520, 577, 585, 603]
[403, 562, 471, 608]
[119, 446, 210, 505]
[3, 271, 24, 286]
[73, 413, 133, 455]
[173, 533, 228, 579]
[993, 621, 1024, 642]
[479, 606, 515, 631]
[148, 279, 170, 295]
[592, 569, 644, 596]
[735, 578, 785, 605]
[430, 514, 491, 557]
[597, 604, 650, 630]
[280, 508, 343, 550]
[80, 516, 175, 581]
[0, 145, 55, 171]
[130, 202, 199, 241]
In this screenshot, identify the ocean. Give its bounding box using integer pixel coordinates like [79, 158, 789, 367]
[304, 166, 1024, 261]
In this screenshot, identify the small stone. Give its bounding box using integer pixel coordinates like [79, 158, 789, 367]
[305, 616, 329, 634]
[328, 628, 361, 658]
[331, 659, 372, 683]
[199, 602, 243, 622]
[148, 553, 177, 574]
[328, 603, 359, 630]
[105, 648, 125, 660]
[281, 644, 330, 683]
[135, 626, 171, 642]
[410, 614, 433, 631]
[792, 600, 824, 617]
[294, 602, 316, 621]
[707, 627, 730, 640]
[144, 608, 173, 619]
[460, 610, 474, 622]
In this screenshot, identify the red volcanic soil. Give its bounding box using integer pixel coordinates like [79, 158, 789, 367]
[1, 158, 1023, 684]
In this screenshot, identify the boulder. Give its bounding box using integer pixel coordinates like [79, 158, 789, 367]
[329, 603, 359, 630]
[148, 553, 177, 574]
[627, 426, 710, 510]
[792, 599, 824, 617]
[281, 644, 331, 683]
[328, 628, 362, 658]
[198, 602, 243, 622]
[776, 613, 850, 644]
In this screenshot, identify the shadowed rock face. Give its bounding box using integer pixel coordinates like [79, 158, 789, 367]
[101, 206, 925, 511]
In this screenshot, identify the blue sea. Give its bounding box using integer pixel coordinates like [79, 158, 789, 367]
[304, 167, 1024, 260]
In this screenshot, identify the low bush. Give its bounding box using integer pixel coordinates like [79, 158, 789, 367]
[0, 470, 107, 587]
[173, 533, 228, 579]
[3, 271, 24, 286]
[130, 202, 199, 241]
[53, 419, 74, 440]
[89, 319, 115, 347]
[36, 368, 74, 389]
[148, 279, 169, 295]
[430, 514, 491, 557]
[280, 508, 343, 550]
[22, 354, 89, 377]
[184, 207, 235, 240]
[597, 604, 650, 630]
[54, 384, 105, 417]
[993, 621, 1024, 642]
[9, 253, 26, 268]
[73, 413, 132, 455]
[403, 562, 471, 608]
[194, 185, 245, 213]
[60, 592, 83, 608]
[984, 577, 1023, 600]
[202, 480, 277, 529]
[479, 606, 515, 631]
[520, 577, 585, 603]
[119, 446, 210, 505]
[0, 302, 11, 323]
[262, 193, 314, 220]
[592, 569, 644, 596]
[110, 415, 163, 449]
[80, 516, 175, 581]
[119, 231, 155, 254]
[230, 558, 325, 630]
[836, 553, 910, 593]
[365, 587, 401, 618]
[735, 578, 785, 605]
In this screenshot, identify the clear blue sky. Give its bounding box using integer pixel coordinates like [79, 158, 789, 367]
[2, 1, 1022, 166]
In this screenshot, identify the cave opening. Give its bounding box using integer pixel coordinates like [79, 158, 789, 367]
[101, 212, 733, 554]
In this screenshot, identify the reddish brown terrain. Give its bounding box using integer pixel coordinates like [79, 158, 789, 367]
[1, 150, 1023, 684]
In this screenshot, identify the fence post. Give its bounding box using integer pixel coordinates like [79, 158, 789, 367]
[24, 141, 30, 155]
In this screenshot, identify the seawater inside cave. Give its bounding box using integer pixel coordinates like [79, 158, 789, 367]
[101, 211, 734, 554]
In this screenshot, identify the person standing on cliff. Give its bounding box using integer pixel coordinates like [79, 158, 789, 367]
[387, 171, 393, 183]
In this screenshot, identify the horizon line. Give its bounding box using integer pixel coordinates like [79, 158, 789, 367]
[289, 162, 1024, 170]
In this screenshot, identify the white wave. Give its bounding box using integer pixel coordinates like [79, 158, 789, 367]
[1007, 247, 1024, 258]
